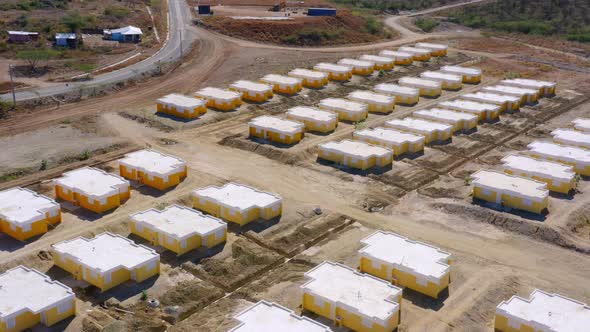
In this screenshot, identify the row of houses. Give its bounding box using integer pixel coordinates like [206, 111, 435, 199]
[155, 43, 452, 119]
[6, 26, 142, 47]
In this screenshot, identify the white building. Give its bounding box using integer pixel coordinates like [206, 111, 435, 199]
[359, 54, 395, 70]
[398, 46, 431, 61]
[385, 117, 453, 144]
[528, 141, 590, 175]
[313, 63, 353, 81]
[195, 87, 242, 111]
[288, 68, 329, 88]
[347, 90, 395, 113]
[260, 74, 302, 95]
[550, 129, 590, 149]
[374, 83, 420, 105]
[156, 94, 207, 118]
[318, 98, 368, 122]
[413, 108, 478, 132]
[495, 289, 590, 332]
[461, 92, 521, 112]
[286, 106, 338, 133]
[572, 118, 590, 133]
[398, 77, 442, 97]
[501, 154, 576, 194]
[354, 127, 425, 156]
[230, 80, 273, 102]
[439, 65, 482, 83]
[229, 300, 332, 332]
[0, 266, 76, 331]
[359, 231, 452, 298]
[378, 50, 414, 65]
[419, 71, 462, 90]
[301, 261, 402, 331]
[482, 85, 539, 104]
[438, 99, 501, 121]
[337, 58, 375, 75]
[118, 149, 187, 190]
[249, 115, 305, 144]
[318, 139, 393, 170]
[414, 42, 448, 56]
[500, 78, 556, 96]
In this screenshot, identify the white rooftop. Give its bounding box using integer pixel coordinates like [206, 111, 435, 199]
[482, 85, 538, 96]
[288, 68, 328, 80]
[359, 54, 394, 64]
[107, 25, 142, 35]
[261, 74, 302, 86]
[439, 99, 500, 112]
[230, 80, 273, 93]
[302, 261, 401, 322]
[230, 300, 332, 332]
[348, 90, 394, 104]
[119, 149, 185, 177]
[496, 289, 590, 332]
[157, 94, 205, 108]
[52, 232, 159, 273]
[0, 266, 74, 319]
[130, 205, 226, 240]
[360, 231, 451, 282]
[54, 167, 129, 198]
[249, 115, 304, 134]
[399, 76, 441, 88]
[319, 140, 392, 159]
[398, 46, 431, 55]
[462, 92, 521, 104]
[386, 117, 453, 132]
[420, 71, 462, 83]
[501, 155, 575, 183]
[193, 183, 281, 211]
[286, 106, 337, 122]
[414, 108, 478, 122]
[355, 127, 424, 145]
[0, 187, 59, 226]
[415, 42, 448, 50]
[440, 65, 482, 75]
[573, 118, 590, 132]
[471, 170, 548, 201]
[528, 141, 590, 163]
[551, 129, 590, 148]
[319, 98, 367, 113]
[338, 58, 374, 69]
[195, 87, 242, 101]
[379, 50, 413, 58]
[374, 83, 419, 97]
[313, 63, 352, 73]
[500, 78, 556, 89]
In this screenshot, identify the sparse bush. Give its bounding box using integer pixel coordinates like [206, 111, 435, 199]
[464, 176, 472, 186]
[354, 120, 366, 130]
[16, 49, 59, 72]
[504, 71, 521, 79]
[104, 5, 131, 19]
[378, 69, 385, 77]
[141, 290, 148, 301]
[40, 159, 48, 170]
[80, 149, 92, 160]
[415, 17, 439, 32]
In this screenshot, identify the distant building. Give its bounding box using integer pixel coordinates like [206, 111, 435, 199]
[103, 26, 142, 43]
[307, 8, 337, 16]
[7, 30, 38, 43]
[55, 33, 77, 48]
[197, 5, 211, 15]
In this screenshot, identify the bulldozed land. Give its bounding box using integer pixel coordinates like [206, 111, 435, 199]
[1, 25, 590, 332]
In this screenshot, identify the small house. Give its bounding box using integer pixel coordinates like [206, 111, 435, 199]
[7, 30, 38, 43]
[103, 26, 143, 43]
[55, 33, 77, 48]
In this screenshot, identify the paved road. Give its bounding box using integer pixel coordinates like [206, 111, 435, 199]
[0, 0, 195, 102]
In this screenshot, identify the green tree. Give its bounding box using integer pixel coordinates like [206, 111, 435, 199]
[62, 12, 86, 32]
[16, 49, 59, 72]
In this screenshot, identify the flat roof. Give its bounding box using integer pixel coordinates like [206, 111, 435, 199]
[0, 187, 59, 226]
[354, 127, 424, 145]
[551, 129, 590, 148]
[420, 71, 462, 83]
[157, 94, 205, 108]
[313, 63, 352, 73]
[302, 261, 401, 322]
[249, 115, 304, 134]
[379, 50, 413, 59]
[230, 80, 272, 93]
[528, 141, 590, 163]
[501, 155, 575, 183]
[261, 74, 302, 86]
[374, 83, 419, 97]
[54, 167, 129, 198]
[360, 231, 451, 282]
[52, 232, 159, 273]
[193, 182, 281, 211]
[348, 90, 394, 104]
[398, 46, 431, 55]
[573, 118, 590, 132]
[386, 117, 453, 132]
[462, 92, 520, 104]
[288, 68, 328, 80]
[195, 87, 242, 101]
[230, 300, 332, 332]
[319, 139, 392, 159]
[119, 149, 185, 177]
[359, 54, 394, 64]
[440, 65, 482, 75]
[501, 78, 556, 88]
[496, 289, 590, 331]
[399, 76, 441, 89]
[338, 58, 374, 69]
[130, 205, 226, 240]
[471, 170, 548, 201]
[0, 266, 74, 319]
[414, 108, 478, 122]
[415, 42, 448, 50]
[482, 85, 537, 96]
[439, 99, 500, 112]
[319, 98, 367, 113]
[286, 106, 337, 122]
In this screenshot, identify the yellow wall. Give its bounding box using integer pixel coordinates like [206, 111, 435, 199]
[430, 49, 447, 57]
[394, 58, 413, 65]
[130, 222, 227, 255]
[327, 71, 352, 81]
[462, 75, 481, 84]
[120, 164, 187, 191]
[494, 313, 536, 332]
[203, 97, 242, 111]
[440, 81, 462, 90]
[318, 150, 392, 170]
[55, 185, 129, 214]
[193, 197, 281, 226]
[373, 63, 394, 71]
[365, 102, 394, 114]
[285, 116, 337, 133]
[412, 53, 431, 61]
[394, 95, 419, 106]
[269, 83, 302, 95]
[249, 127, 303, 145]
[504, 169, 574, 194]
[0, 210, 60, 241]
[351, 66, 374, 76]
[156, 103, 207, 119]
[473, 186, 547, 214]
[0, 299, 75, 332]
[231, 89, 273, 103]
[527, 153, 590, 176]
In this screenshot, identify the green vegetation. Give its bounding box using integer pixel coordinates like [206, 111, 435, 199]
[66, 62, 96, 73]
[415, 17, 439, 32]
[80, 149, 92, 160]
[0, 0, 69, 11]
[40, 159, 48, 171]
[62, 11, 96, 32]
[449, 0, 590, 42]
[330, 0, 456, 11]
[104, 5, 131, 19]
[16, 48, 59, 71]
[281, 28, 342, 45]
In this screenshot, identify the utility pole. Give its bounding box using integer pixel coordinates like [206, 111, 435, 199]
[8, 64, 16, 107]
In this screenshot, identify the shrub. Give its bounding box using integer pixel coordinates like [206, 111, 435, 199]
[80, 149, 92, 160]
[415, 17, 439, 32]
[567, 33, 590, 43]
[40, 159, 48, 171]
[364, 16, 384, 35]
[104, 5, 131, 19]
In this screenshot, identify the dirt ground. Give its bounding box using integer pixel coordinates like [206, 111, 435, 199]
[1, 18, 590, 332]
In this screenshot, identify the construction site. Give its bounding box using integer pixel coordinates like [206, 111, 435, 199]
[1, 0, 590, 331]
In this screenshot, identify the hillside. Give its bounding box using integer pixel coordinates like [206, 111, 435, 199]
[329, 0, 463, 11]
